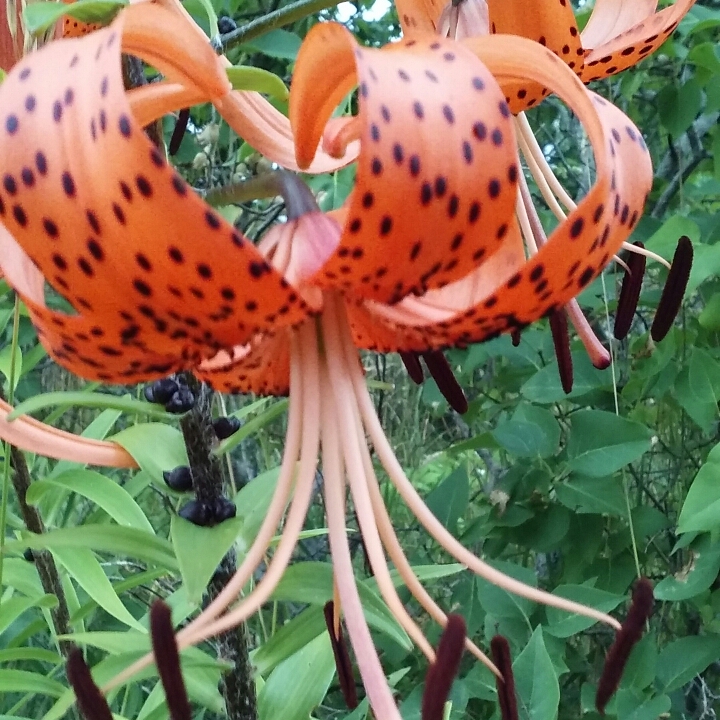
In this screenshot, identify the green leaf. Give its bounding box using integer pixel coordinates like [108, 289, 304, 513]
[111, 423, 188, 481]
[513, 627, 559, 720]
[0, 647, 62, 664]
[0, 344, 22, 392]
[226, 66, 288, 100]
[0, 594, 58, 635]
[57, 631, 148, 654]
[657, 635, 720, 692]
[27, 469, 154, 533]
[239, 29, 302, 60]
[492, 404, 560, 458]
[236, 466, 282, 554]
[476, 560, 537, 622]
[674, 348, 720, 432]
[9, 525, 177, 570]
[656, 79, 703, 138]
[258, 631, 336, 720]
[619, 633, 657, 692]
[252, 606, 326, 677]
[654, 538, 720, 601]
[52, 546, 144, 631]
[678, 460, 720, 534]
[521, 352, 609, 403]
[49, 409, 123, 479]
[566, 410, 652, 477]
[545, 585, 625, 637]
[0, 670, 66, 697]
[425, 467, 469, 534]
[555, 476, 626, 516]
[615, 690, 671, 720]
[271, 562, 411, 650]
[171, 512, 242, 605]
[23, 0, 126, 34]
[8, 391, 174, 422]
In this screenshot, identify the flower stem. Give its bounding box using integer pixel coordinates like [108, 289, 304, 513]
[217, 0, 343, 51]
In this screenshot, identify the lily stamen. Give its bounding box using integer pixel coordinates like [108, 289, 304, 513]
[614, 242, 647, 341]
[324, 601, 360, 710]
[421, 615, 467, 720]
[490, 636, 518, 720]
[596, 578, 654, 714]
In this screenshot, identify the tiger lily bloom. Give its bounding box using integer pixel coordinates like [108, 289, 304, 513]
[0, 5, 653, 716]
[399, 0, 697, 112]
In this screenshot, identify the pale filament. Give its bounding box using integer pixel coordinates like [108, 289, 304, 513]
[336, 306, 622, 631]
[515, 112, 671, 270]
[518, 160, 611, 367]
[106, 291, 623, 710]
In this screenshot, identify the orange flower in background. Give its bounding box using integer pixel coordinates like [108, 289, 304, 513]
[398, 0, 697, 111]
[0, 4, 655, 717]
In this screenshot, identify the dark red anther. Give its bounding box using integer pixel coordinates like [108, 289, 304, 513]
[549, 310, 573, 394]
[422, 614, 466, 720]
[511, 330, 521, 347]
[400, 351, 424, 384]
[323, 602, 359, 709]
[596, 577, 654, 714]
[613, 242, 647, 340]
[150, 601, 192, 720]
[421, 351, 469, 414]
[491, 636, 518, 720]
[169, 108, 190, 156]
[651, 236, 693, 342]
[66, 650, 114, 720]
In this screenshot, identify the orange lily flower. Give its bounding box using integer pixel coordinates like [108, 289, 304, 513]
[0, 6, 653, 715]
[399, 0, 697, 111]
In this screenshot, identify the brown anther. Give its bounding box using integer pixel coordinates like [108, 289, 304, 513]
[66, 650, 114, 720]
[150, 601, 192, 720]
[596, 577, 654, 714]
[511, 330, 521, 347]
[613, 242, 647, 340]
[490, 636, 518, 720]
[323, 601, 359, 709]
[169, 108, 190, 156]
[650, 235, 693, 342]
[549, 310, 573, 394]
[400, 351, 425, 384]
[422, 614, 466, 720]
[421, 351, 469, 414]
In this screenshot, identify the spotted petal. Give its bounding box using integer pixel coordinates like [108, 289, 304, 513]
[580, 0, 658, 49]
[291, 23, 518, 305]
[580, 0, 696, 82]
[486, 0, 584, 112]
[0, 15, 310, 384]
[348, 36, 652, 350]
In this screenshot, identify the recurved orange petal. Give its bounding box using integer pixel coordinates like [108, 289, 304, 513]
[0, 17, 310, 384]
[487, 0, 584, 112]
[291, 23, 518, 305]
[580, 0, 657, 48]
[580, 0, 696, 82]
[350, 36, 652, 350]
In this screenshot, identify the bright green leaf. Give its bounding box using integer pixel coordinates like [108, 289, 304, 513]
[657, 635, 720, 692]
[258, 631, 335, 720]
[171, 512, 242, 605]
[27, 469, 153, 533]
[226, 66, 288, 99]
[513, 627, 559, 720]
[545, 585, 625, 637]
[52, 546, 144, 631]
[566, 410, 652, 477]
[555, 476, 626, 516]
[111, 423, 188, 481]
[23, 0, 126, 34]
